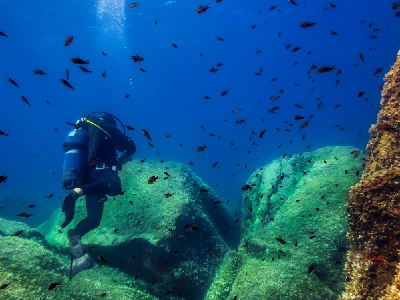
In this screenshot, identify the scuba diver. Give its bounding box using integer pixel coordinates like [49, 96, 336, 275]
[61, 112, 136, 279]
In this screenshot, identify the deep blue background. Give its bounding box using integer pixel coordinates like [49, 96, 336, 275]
[0, 0, 399, 226]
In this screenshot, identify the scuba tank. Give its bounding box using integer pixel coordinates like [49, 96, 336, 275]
[62, 128, 89, 189]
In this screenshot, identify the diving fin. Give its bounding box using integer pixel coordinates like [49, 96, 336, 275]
[68, 229, 94, 279]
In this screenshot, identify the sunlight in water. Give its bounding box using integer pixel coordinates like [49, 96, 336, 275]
[96, 0, 126, 38]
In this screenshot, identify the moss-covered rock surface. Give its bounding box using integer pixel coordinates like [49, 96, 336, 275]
[206, 146, 365, 300]
[0, 234, 158, 300]
[38, 160, 237, 299]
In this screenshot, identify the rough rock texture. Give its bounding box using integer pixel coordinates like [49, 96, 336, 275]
[0, 234, 157, 300]
[38, 160, 237, 300]
[341, 50, 400, 300]
[205, 146, 364, 300]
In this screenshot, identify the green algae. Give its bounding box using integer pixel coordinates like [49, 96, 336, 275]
[206, 146, 365, 300]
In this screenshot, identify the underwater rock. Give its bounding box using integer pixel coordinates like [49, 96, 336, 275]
[206, 146, 364, 300]
[39, 159, 237, 299]
[341, 50, 400, 299]
[0, 235, 157, 299]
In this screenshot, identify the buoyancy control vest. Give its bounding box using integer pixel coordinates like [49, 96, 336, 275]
[62, 128, 89, 189]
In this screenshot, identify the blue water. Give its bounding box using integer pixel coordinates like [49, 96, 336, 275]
[0, 0, 398, 225]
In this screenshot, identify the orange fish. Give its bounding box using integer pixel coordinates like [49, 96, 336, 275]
[197, 145, 207, 153]
[130, 2, 140, 9]
[141, 129, 152, 141]
[148, 175, 158, 184]
[376, 123, 398, 132]
[197, 4, 210, 14]
[65, 36, 74, 46]
[317, 66, 336, 73]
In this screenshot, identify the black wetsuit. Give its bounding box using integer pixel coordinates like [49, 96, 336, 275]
[71, 116, 136, 237]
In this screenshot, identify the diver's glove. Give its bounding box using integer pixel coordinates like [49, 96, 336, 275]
[61, 190, 80, 229]
[118, 151, 132, 165]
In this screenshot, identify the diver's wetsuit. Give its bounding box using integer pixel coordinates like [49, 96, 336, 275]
[62, 114, 136, 237]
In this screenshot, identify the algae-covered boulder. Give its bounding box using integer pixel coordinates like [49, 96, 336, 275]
[206, 146, 365, 300]
[39, 160, 237, 299]
[0, 235, 157, 300]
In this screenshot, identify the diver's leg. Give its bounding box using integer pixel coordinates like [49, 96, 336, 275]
[68, 228, 94, 279]
[74, 193, 105, 237]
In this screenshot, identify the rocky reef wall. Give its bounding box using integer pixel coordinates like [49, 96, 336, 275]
[341, 50, 400, 299]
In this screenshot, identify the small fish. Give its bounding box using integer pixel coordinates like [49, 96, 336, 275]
[0, 175, 8, 183]
[197, 5, 210, 14]
[78, 66, 92, 73]
[126, 125, 134, 130]
[197, 144, 207, 153]
[191, 225, 201, 231]
[70, 58, 89, 64]
[330, 30, 338, 35]
[141, 129, 152, 141]
[164, 193, 172, 198]
[130, 2, 140, 9]
[148, 176, 159, 184]
[33, 70, 47, 76]
[376, 123, 399, 132]
[317, 66, 336, 73]
[275, 237, 286, 244]
[14, 230, 25, 236]
[294, 103, 303, 108]
[0, 283, 10, 289]
[65, 69, 70, 80]
[101, 71, 107, 77]
[98, 256, 108, 264]
[60, 79, 75, 91]
[48, 281, 61, 290]
[172, 43, 178, 48]
[101, 51, 107, 56]
[131, 55, 144, 63]
[241, 184, 252, 191]
[0, 31, 8, 38]
[221, 90, 229, 96]
[139, 67, 147, 72]
[0, 130, 9, 136]
[21, 96, 31, 106]
[358, 91, 366, 98]
[300, 22, 316, 28]
[288, 0, 298, 6]
[7, 77, 20, 87]
[374, 67, 384, 75]
[64, 36, 74, 46]
[16, 212, 32, 218]
[359, 53, 365, 64]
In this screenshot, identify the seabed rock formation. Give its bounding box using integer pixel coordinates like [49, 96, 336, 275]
[39, 160, 237, 300]
[206, 146, 365, 300]
[341, 50, 400, 299]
